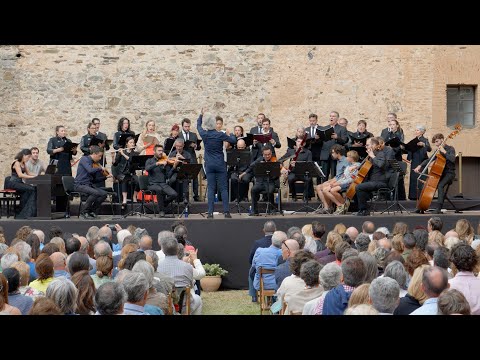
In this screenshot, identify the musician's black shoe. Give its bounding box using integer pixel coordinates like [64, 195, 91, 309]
[207, 213, 214, 219]
[80, 212, 93, 220]
[224, 212, 232, 218]
[89, 212, 98, 218]
[356, 210, 370, 216]
[193, 196, 200, 202]
[249, 212, 260, 217]
[159, 211, 165, 218]
[291, 196, 297, 202]
[414, 209, 425, 214]
[432, 208, 442, 214]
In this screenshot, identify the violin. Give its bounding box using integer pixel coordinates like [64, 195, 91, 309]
[157, 154, 176, 166]
[93, 162, 110, 177]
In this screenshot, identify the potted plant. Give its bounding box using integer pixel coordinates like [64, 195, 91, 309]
[200, 263, 228, 292]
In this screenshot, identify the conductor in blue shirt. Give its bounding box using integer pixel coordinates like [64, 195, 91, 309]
[197, 108, 237, 218]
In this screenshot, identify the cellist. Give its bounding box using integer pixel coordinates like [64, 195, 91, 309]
[278, 137, 312, 201]
[414, 133, 456, 214]
[355, 137, 388, 216]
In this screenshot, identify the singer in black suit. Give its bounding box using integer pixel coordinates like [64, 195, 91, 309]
[250, 118, 281, 161]
[407, 125, 432, 200]
[178, 118, 200, 201]
[319, 111, 348, 180]
[305, 113, 321, 164]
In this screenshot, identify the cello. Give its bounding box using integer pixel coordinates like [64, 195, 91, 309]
[345, 156, 373, 200]
[416, 125, 461, 211]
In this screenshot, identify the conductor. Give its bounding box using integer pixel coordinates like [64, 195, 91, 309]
[197, 108, 237, 218]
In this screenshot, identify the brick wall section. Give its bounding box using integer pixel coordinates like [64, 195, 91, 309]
[1, 45, 479, 191]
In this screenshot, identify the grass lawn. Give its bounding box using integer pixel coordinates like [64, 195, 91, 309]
[201, 290, 259, 315]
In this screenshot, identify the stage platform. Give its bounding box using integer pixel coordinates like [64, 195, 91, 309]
[2, 196, 480, 289]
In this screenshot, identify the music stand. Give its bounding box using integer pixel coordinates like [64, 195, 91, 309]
[381, 159, 409, 214]
[123, 155, 154, 218]
[227, 149, 251, 214]
[176, 164, 203, 218]
[291, 162, 318, 214]
[253, 161, 283, 216]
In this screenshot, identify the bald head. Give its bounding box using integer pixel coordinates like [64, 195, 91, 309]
[97, 226, 113, 240]
[139, 235, 153, 251]
[50, 252, 67, 270]
[346, 227, 359, 241]
[422, 266, 449, 298]
[362, 221, 375, 234]
[378, 237, 392, 251]
[285, 239, 299, 253]
[236, 139, 246, 150]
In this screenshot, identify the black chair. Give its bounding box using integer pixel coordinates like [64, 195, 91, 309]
[0, 176, 20, 218]
[137, 175, 157, 216]
[371, 162, 407, 214]
[97, 186, 116, 216]
[62, 176, 83, 218]
[258, 183, 282, 216]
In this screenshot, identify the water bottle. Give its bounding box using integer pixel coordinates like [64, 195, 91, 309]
[275, 194, 279, 204]
[184, 206, 189, 218]
[214, 194, 218, 203]
[248, 205, 252, 215]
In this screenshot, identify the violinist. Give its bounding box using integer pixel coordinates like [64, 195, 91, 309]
[408, 124, 431, 200]
[414, 133, 455, 214]
[278, 137, 312, 201]
[80, 122, 107, 188]
[355, 137, 387, 216]
[168, 138, 193, 203]
[240, 145, 278, 216]
[314, 144, 349, 214]
[145, 144, 178, 218]
[113, 136, 139, 210]
[74, 146, 111, 219]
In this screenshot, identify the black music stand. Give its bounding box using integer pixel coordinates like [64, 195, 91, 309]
[291, 162, 318, 214]
[227, 149, 251, 214]
[123, 155, 154, 218]
[176, 164, 203, 218]
[381, 159, 409, 214]
[253, 161, 283, 216]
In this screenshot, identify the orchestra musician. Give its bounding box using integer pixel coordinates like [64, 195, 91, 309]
[179, 118, 200, 202]
[80, 122, 107, 188]
[408, 124, 431, 200]
[314, 144, 349, 214]
[414, 133, 455, 214]
[197, 110, 237, 218]
[73, 145, 111, 219]
[145, 144, 178, 218]
[168, 138, 193, 203]
[380, 116, 406, 200]
[229, 139, 252, 203]
[240, 145, 279, 216]
[279, 137, 312, 201]
[47, 125, 77, 176]
[113, 136, 139, 210]
[355, 137, 388, 216]
[6, 149, 37, 219]
[136, 120, 159, 156]
[113, 117, 135, 150]
[319, 111, 348, 180]
[251, 118, 281, 161]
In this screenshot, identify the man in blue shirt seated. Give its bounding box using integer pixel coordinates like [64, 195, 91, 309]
[252, 231, 285, 292]
[74, 145, 111, 219]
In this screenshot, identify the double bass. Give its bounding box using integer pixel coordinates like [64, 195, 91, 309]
[416, 125, 461, 211]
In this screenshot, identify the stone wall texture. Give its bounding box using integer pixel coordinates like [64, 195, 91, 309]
[1, 45, 480, 193]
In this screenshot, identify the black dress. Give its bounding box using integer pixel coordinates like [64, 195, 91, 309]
[6, 163, 36, 219]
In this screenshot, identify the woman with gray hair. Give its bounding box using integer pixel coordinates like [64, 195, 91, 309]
[196, 108, 237, 218]
[46, 277, 78, 315]
[407, 124, 431, 200]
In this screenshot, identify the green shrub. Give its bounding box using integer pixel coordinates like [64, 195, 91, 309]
[203, 263, 228, 276]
